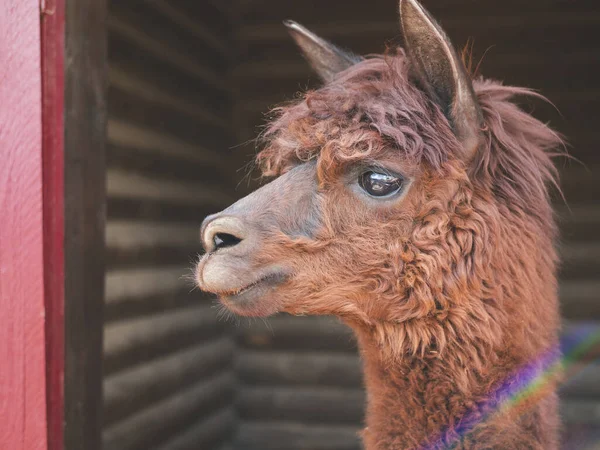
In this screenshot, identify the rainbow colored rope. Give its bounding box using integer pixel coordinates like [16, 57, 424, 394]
[423, 323, 600, 449]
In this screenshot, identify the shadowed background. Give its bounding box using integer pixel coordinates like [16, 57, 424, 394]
[103, 1, 600, 449]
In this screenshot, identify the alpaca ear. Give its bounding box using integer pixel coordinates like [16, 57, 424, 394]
[284, 20, 362, 83]
[399, 0, 483, 159]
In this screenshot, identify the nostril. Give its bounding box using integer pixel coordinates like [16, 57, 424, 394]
[201, 215, 248, 253]
[214, 232, 242, 250]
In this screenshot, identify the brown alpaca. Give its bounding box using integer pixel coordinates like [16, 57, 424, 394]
[196, 0, 563, 448]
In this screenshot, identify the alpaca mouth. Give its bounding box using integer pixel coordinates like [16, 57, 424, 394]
[196, 247, 292, 315]
[196, 255, 290, 315]
[215, 272, 287, 297]
[215, 272, 289, 314]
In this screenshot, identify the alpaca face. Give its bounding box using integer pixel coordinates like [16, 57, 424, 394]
[196, 0, 484, 322]
[196, 145, 433, 320]
[195, 94, 473, 324]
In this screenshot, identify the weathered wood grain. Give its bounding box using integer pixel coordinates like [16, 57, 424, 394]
[104, 2, 238, 445]
[234, 422, 362, 450]
[104, 337, 234, 426]
[102, 375, 235, 450]
[64, 0, 108, 448]
[238, 386, 366, 424]
[237, 315, 358, 353]
[103, 304, 226, 375]
[236, 351, 363, 388]
[153, 408, 236, 450]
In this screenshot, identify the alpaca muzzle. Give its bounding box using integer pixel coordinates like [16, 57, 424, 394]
[195, 163, 320, 314]
[195, 211, 289, 315]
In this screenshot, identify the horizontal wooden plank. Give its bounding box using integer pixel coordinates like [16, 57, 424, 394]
[559, 243, 600, 280]
[107, 120, 226, 166]
[560, 220, 600, 245]
[104, 304, 226, 374]
[530, 98, 600, 141]
[237, 315, 357, 353]
[561, 362, 600, 398]
[236, 420, 597, 450]
[234, 422, 361, 450]
[109, 33, 232, 117]
[563, 424, 600, 450]
[239, 16, 599, 58]
[106, 220, 201, 251]
[111, 2, 230, 71]
[561, 400, 600, 426]
[148, 0, 233, 58]
[164, 0, 232, 43]
[109, 65, 228, 129]
[103, 374, 235, 450]
[105, 265, 192, 304]
[103, 290, 212, 323]
[561, 321, 600, 362]
[240, 26, 389, 61]
[560, 281, 600, 320]
[104, 337, 234, 426]
[234, 408, 599, 449]
[239, 0, 598, 27]
[107, 143, 232, 190]
[108, 15, 230, 93]
[152, 408, 235, 450]
[558, 167, 600, 206]
[233, 52, 599, 94]
[236, 351, 362, 388]
[238, 386, 365, 424]
[554, 205, 600, 225]
[556, 205, 600, 243]
[108, 87, 232, 154]
[106, 245, 201, 271]
[107, 169, 234, 207]
[107, 197, 225, 223]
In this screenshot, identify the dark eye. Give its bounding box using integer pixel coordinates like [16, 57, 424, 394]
[358, 171, 403, 197]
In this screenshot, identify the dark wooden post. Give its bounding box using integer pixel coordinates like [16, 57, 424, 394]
[64, 0, 108, 449]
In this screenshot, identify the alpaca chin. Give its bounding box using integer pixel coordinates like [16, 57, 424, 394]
[196, 253, 289, 316]
[219, 286, 285, 317]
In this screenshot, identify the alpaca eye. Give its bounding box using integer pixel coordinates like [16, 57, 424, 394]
[359, 171, 403, 197]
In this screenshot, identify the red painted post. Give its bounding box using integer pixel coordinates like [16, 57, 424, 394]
[41, 1, 66, 449]
[1, 0, 68, 449]
[0, 0, 49, 449]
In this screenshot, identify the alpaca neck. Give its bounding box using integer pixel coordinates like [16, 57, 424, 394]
[349, 323, 560, 450]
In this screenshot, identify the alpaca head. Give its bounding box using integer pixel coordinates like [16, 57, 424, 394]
[196, 0, 560, 353]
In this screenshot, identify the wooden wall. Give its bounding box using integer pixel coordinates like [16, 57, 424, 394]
[100, 1, 599, 448]
[235, 316, 363, 449]
[232, 1, 600, 449]
[103, 1, 237, 449]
